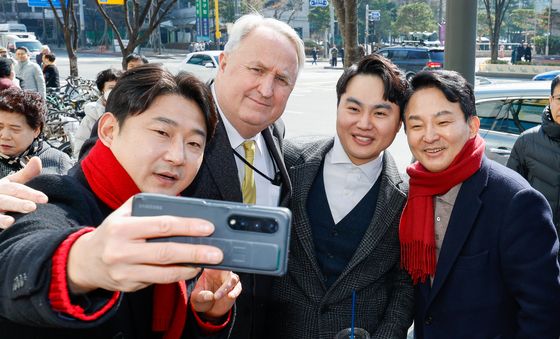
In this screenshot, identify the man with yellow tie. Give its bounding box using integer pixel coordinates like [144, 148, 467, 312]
[0, 13, 304, 339]
[182, 13, 304, 338]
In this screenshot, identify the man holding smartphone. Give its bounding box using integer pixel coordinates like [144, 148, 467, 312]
[0, 65, 241, 338]
[0, 13, 305, 339]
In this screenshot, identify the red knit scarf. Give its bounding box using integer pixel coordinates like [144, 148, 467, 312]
[399, 135, 485, 284]
[82, 140, 188, 339]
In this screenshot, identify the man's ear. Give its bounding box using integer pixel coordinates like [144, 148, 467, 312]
[218, 52, 227, 73]
[468, 116, 480, 138]
[97, 112, 119, 147]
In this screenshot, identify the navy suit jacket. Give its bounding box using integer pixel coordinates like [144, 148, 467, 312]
[414, 158, 560, 339]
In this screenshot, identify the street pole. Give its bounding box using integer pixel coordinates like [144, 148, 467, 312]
[329, 2, 334, 47]
[546, 0, 552, 56]
[214, 0, 221, 48]
[444, 0, 477, 85]
[78, 0, 86, 47]
[365, 4, 368, 46]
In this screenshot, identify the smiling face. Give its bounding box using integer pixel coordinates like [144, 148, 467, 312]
[0, 110, 40, 157]
[99, 94, 207, 195]
[336, 74, 401, 165]
[15, 49, 29, 63]
[404, 86, 479, 173]
[214, 26, 299, 139]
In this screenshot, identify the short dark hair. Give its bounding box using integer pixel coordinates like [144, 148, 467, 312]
[402, 70, 476, 122]
[125, 53, 149, 66]
[15, 46, 29, 54]
[551, 75, 560, 95]
[43, 53, 56, 62]
[0, 58, 13, 78]
[105, 64, 217, 142]
[95, 68, 120, 93]
[336, 54, 408, 108]
[0, 87, 45, 132]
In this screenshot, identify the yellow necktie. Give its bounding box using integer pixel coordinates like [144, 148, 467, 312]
[242, 140, 256, 204]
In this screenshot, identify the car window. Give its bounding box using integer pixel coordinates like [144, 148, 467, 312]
[378, 50, 389, 58]
[429, 50, 444, 62]
[477, 98, 546, 134]
[391, 50, 408, 60]
[187, 54, 213, 66]
[213, 56, 219, 64]
[407, 50, 429, 59]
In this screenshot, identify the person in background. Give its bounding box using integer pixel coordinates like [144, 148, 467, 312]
[516, 43, 524, 63]
[124, 53, 149, 70]
[36, 45, 50, 67]
[524, 42, 532, 63]
[0, 47, 9, 58]
[0, 87, 72, 178]
[14, 46, 46, 98]
[42, 53, 59, 89]
[507, 74, 560, 232]
[73, 68, 120, 158]
[401, 70, 560, 339]
[311, 47, 318, 65]
[0, 58, 16, 90]
[330, 45, 338, 67]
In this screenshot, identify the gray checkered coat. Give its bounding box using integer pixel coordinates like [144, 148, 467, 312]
[264, 137, 413, 339]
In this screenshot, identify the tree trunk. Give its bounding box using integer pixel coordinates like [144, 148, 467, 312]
[63, 32, 79, 76]
[343, 0, 358, 67]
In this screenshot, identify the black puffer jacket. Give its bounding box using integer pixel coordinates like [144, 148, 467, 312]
[507, 107, 560, 230]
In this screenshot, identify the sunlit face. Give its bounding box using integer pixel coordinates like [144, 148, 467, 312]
[404, 87, 479, 173]
[15, 49, 29, 62]
[549, 84, 560, 125]
[0, 111, 40, 157]
[336, 74, 401, 165]
[126, 59, 144, 70]
[214, 26, 299, 138]
[100, 94, 207, 195]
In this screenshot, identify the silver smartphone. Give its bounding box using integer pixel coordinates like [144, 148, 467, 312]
[131, 193, 292, 276]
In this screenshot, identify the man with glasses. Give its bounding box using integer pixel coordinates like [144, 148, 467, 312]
[508, 75, 560, 232]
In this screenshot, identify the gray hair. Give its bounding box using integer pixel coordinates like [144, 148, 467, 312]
[224, 13, 305, 73]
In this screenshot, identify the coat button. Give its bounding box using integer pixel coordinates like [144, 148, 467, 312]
[425, 315, 433, 325]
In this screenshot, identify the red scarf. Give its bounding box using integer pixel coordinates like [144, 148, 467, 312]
[82, 140, 188, 339]
[399, 135, 485, 284]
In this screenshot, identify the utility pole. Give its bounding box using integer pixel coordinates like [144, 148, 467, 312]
[444, 0, 477, 85]
[329, 2, 334, 47]
[365, 4, 369, 46]
[78, 0, 86, 47]
[546, 0, 552, 56]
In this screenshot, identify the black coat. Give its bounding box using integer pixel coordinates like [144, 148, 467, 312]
[43, 64, 59, 88]
[507, 107, 560, 230]
[183, 118, 292, 339]
[0, 167, 231, 339]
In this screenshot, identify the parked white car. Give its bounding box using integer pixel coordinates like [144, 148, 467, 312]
[178, 50, 221, 83]
[475, 80, 551, 165]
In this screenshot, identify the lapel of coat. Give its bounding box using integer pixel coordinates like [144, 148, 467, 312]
[426, 158, 490, 307]
[289, 138, 335, 291]
[203, 119, 243, 202]
[327, 152, 407, 297]
[262, 125, 292, 207]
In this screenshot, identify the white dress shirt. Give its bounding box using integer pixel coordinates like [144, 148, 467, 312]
[212, 85, 280, 206]
[323, 136, 384, 224]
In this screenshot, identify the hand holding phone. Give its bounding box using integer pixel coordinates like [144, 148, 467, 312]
[131, 193, 292, 276]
